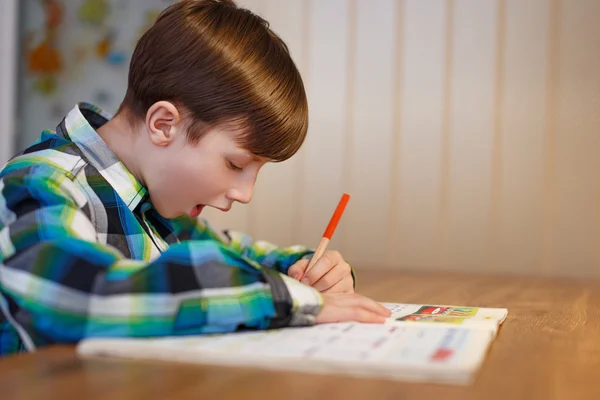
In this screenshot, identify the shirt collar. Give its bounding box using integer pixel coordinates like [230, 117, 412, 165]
[58, 102, 147, 211]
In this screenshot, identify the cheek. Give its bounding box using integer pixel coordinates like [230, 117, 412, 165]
[177, 153, 227, 200]
[167, 160, 202, 197]
[192, 162, 230, 197]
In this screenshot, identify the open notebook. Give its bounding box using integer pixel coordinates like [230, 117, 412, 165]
[76, 302, 508, 385]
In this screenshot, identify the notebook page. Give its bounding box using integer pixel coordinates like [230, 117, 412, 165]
[77, 322, 494, 384]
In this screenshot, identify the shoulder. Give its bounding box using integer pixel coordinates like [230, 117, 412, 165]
[2, 130, 87, 181]
[1, 132, 89, 207]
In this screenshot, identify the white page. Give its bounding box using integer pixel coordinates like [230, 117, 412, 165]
[77, 322, 494, 385]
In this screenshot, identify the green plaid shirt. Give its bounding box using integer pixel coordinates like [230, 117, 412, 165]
[0, 103, 323, 357]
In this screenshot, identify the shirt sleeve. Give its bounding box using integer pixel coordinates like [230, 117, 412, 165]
[224, 230, 357, 287]
[170, 213, 357, 287]
[0, 164, 323, 351]
[213, 228, 315, 275]
[180, 221, 357, 287]
[165, 212, 315, 275]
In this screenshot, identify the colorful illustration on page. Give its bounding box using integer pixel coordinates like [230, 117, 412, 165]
[395, 314, 468, 325]
[393, 305, 479, 324]
[414, 306, 479, 317]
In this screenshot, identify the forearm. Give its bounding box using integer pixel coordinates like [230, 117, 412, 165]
[1, 238, 323, 347]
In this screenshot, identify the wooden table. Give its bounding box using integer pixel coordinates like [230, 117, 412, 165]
[2, 269, 600, 400]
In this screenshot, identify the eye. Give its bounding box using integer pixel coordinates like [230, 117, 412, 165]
[228, 161, 243, 171]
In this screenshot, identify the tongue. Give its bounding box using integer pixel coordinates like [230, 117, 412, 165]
[189, 205, 201, 218]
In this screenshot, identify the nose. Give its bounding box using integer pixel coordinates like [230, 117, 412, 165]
[228, 184, 253, 204]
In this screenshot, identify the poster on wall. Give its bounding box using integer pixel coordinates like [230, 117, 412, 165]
[18, 0, 174, 150]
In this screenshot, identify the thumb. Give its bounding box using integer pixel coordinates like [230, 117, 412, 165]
[288, 259, 310, 280]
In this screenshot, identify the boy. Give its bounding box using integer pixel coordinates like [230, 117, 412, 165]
[0, 0, 389, 357]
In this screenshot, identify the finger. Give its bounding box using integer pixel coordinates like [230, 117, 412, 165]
[312, 262, 349, 292]
[355, 295, 392, 317]
[302, 251, 339, 286]
[330, 293, 391, 317]
[318, 304, 385, 324]
[322, 275, 355, 294]
[350, 308, 387, 324]
[287, 259, 309, 280]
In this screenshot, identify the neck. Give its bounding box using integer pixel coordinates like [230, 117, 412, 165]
[96, 112, 146, 187]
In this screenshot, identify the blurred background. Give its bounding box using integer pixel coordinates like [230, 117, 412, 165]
[1, 0, 599, 278]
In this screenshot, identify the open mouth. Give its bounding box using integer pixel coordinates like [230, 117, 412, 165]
[189, 204, 205, 218]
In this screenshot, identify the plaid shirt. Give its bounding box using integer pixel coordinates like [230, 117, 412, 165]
[0, 103, 323, 357]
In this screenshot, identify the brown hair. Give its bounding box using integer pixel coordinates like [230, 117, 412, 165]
[116, 0, 308, 162]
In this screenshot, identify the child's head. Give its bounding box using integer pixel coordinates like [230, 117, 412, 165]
[112, 0, 307, 218]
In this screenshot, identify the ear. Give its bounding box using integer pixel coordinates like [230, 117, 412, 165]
[145, 101, 182, 147]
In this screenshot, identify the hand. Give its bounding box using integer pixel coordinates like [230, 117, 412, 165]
[316, 292, 391, 324]
[288, 251, 354, 293]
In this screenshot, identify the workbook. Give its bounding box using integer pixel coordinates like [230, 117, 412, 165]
[76, 302, 508, 385]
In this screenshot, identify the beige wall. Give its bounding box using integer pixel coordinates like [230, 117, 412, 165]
[203, 0, 600, 278]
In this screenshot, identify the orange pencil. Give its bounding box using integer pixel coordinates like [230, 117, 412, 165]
[303, 193, 350, 274]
